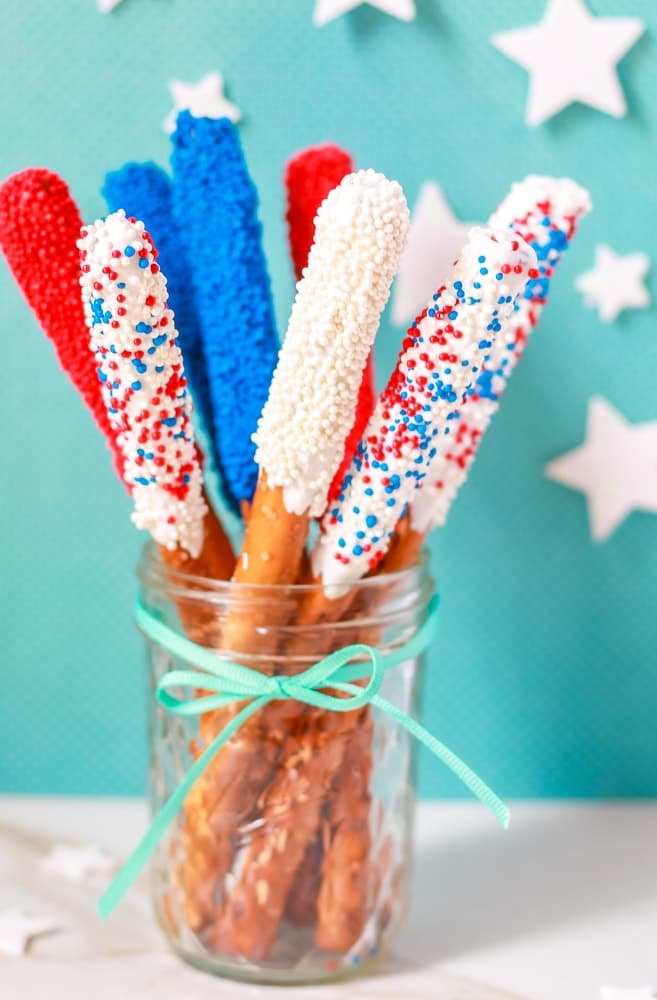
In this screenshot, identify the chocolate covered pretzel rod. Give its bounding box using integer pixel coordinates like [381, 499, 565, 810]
[215, 227, 537, 959]
[78, 209, 232, 575]
[180, 169, 409, 935]
[320, 176, 592, 950]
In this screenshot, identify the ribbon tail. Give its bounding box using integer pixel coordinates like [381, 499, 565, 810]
[97, 694, 271, 919]
[371, 695, 510, 830]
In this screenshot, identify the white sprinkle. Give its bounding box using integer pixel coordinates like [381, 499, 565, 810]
[253, 169, 409, 517]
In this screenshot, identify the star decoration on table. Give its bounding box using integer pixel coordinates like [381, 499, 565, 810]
[41, 843, 117, 883]
[601, 989, 656, 1000]
[491, 0, 644, 126]
[575, 245, 651, 322]
[391, 181, 471, 327]
[164, 72, 241, 134]
[0, 908, 60, 957]
[545, 397, 657, 542]
[314, 0, 415, 27]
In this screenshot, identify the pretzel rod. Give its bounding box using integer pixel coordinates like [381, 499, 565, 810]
[318, 176, 592, 948]
[171, 112, 280, 513]
[0, 168, 123, 476]
[179, 169, 409, 937]
[186, 141, 379, 911]
[216, 227, 537, 959]
[315, 705, 374, 952]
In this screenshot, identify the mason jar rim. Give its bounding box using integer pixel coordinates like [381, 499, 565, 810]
[138, 541, 430, 598]
[137, 541, 434, 659]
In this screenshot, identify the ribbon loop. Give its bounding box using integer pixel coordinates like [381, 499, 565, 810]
[98, 592, 509, 920]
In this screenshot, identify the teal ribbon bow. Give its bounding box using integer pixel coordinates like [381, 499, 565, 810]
[98, 593, 509, 919]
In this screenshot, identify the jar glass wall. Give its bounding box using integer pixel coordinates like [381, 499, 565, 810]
[138, 543, 434, 985]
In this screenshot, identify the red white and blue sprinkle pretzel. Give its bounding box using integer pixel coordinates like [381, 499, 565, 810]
[409, 176, 592, 534]
[79, 210, 207, 557]
[312, 226, 538, 592]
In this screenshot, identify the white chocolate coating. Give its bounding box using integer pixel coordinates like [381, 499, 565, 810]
[253, 169, 409, 517]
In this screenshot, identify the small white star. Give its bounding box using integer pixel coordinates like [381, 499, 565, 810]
[546, 397, 657, 542]
[314, 0, 415, 27]
[492, 0, 644, 126]
[391, 182, 471, 327]
[41, 843, 117, 883]
[576, 244, 651, 322]
[601, 989, 656, 1000]
[0, 909, 60, 957]
[164, 72, 241, 135]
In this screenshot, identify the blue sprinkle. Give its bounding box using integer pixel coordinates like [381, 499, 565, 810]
[480, 267, 488, 275]
[131, 380, 142, 390]
[353, 544, 363, 556]
[124, 245, 135, 257]
[161, 417, 177, 427]
[135, 476, 149, 485]
[138, 257, 149, 269]
[117, 282, 126, 289]
[338, 538, 346, 548]
[366, 514, 377, 528]
[136, 322, 152, 334]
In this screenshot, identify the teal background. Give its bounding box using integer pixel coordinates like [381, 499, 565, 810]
[1, 0, 656, 799]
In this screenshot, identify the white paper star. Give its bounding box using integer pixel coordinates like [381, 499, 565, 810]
[576, 245, 651, 322]
[164, 72, 241, 135]
[314, 0, 415, 27]
[0, 909, 60, 957]
[491, 0, 644, 126]
[391, 182, 471, 327]
[546, 397, 657, 541]
[601, 989, 656, 1000]
[41, 843, 117, 883]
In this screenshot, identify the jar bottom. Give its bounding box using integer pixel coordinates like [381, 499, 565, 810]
[153, 893, 407, 986]
[168, 930, 393, 987]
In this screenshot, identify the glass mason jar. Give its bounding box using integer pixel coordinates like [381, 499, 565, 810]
[138, 542, 435, 986]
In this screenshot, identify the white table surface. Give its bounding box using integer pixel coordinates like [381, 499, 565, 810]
[0, 797, 655, 999]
